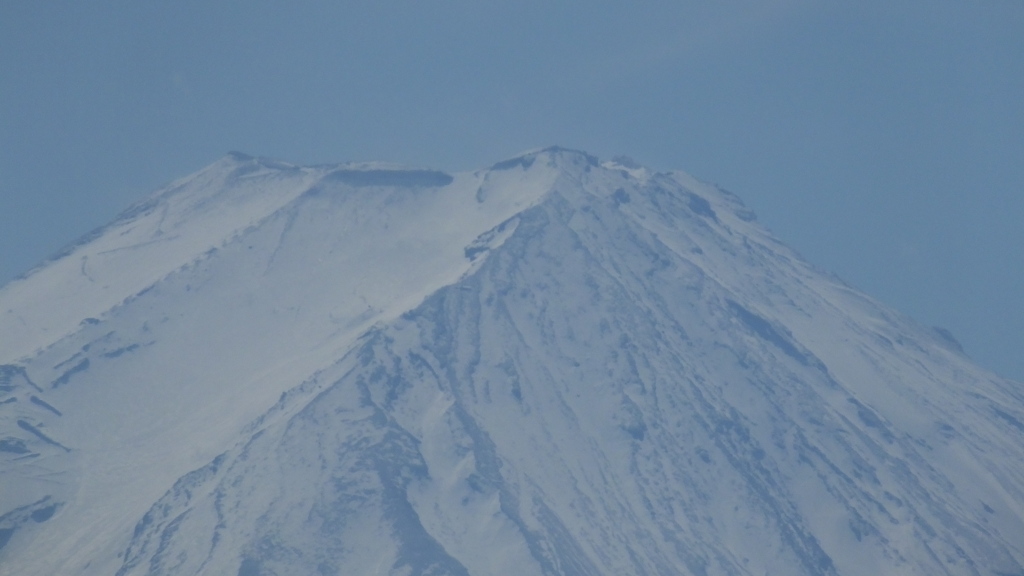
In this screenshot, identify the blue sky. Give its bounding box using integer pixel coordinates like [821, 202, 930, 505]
[2, 1, 1022, 380]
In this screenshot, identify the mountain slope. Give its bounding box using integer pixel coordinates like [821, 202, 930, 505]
[1, 148, 1022, 575]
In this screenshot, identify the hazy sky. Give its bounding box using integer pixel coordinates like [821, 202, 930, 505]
[2, 1, 1022, 380]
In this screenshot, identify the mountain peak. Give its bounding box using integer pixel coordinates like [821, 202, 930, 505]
[224, 150, 255, 162]
[1, 150, 1022, 576]
[489, 145, 598, 171]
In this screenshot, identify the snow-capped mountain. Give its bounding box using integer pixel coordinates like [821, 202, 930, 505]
[1, 148, 1022, 576]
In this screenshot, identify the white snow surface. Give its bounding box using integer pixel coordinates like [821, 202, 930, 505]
[1, 147, 1022, 576]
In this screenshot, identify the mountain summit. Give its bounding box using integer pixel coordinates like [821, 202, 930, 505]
[1, 148, 1022, 575]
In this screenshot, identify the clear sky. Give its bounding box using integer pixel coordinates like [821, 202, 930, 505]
[1, 1, 1022, 380]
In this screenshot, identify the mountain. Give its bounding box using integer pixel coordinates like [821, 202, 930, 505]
[1, 147, 1022, 576]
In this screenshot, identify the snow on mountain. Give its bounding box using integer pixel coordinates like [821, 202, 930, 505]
[1, 147, 1022, 575]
